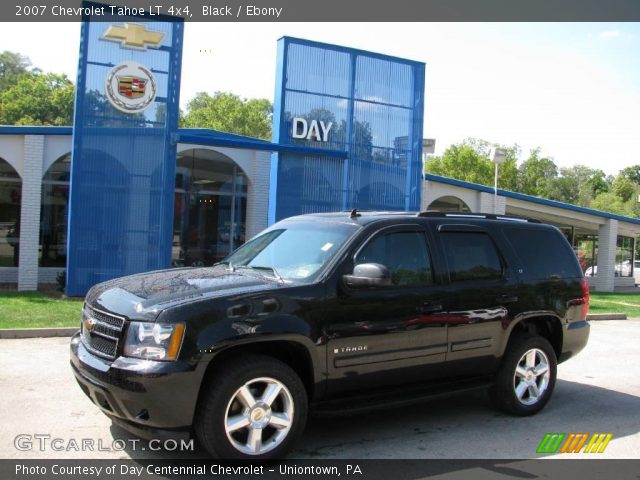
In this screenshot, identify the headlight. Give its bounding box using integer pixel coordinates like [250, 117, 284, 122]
[123, 322, 185, 361]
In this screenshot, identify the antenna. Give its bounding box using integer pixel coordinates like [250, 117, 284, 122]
[349, 208, 361, 218]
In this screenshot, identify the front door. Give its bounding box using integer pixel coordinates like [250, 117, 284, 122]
[324, 226, 448, 395]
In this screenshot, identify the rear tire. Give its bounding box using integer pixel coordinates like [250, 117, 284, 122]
[490, 334, 557, 416]
[195, 354, 308, 459]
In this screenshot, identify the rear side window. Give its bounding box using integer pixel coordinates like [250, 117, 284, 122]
[440, 232, 503, 282]
[503, 227, 582, 280]
[356, 231, 434, 286]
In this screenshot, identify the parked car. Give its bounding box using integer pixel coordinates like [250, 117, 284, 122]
[71, 211, 590, 459]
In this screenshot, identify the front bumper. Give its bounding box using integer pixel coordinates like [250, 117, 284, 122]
[70, 332, 205, 439]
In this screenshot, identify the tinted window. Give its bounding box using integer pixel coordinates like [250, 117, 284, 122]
[441, 232, 502, 282]
[504, 227, 583, 280]
[356, 231, 434, 286]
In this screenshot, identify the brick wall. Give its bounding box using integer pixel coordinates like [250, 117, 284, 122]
[17, 136, 44, 291]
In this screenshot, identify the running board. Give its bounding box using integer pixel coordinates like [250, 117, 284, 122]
[312, 378, 493, 416]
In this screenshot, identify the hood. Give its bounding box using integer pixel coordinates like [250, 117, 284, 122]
[85, 265, 280, 320]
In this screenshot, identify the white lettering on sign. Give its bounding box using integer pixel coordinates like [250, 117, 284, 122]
[292, 117, 333, 142]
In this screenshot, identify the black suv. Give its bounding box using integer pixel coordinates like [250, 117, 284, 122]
[70, 211, 590, 459]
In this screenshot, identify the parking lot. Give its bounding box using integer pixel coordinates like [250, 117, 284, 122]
[1, 320, 638, 460]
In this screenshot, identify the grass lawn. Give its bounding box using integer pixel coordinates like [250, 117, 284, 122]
[589, 292, 640, 318]
[0, 292, 83, 329]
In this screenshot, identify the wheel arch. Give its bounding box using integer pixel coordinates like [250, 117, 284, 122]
[195, 336, 321, 413]
[499, 313, 564, 360]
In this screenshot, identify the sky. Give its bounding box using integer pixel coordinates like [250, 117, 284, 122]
[1, 22, 639, 175]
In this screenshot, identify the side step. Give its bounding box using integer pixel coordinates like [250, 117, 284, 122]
[312, 377, 493, 416]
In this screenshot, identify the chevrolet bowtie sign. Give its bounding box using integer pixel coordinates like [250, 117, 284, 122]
[102, 23, 165, 50]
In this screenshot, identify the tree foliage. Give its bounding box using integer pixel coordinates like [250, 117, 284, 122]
[180, 91, 273, 140]
[0, 51, 33, 91]
[425, 138, 518, 190]
[516, 148, 558, 197]
[425, 138, 640, 219]
[0, 72, 74, 126]
[0, 51, 74, 126]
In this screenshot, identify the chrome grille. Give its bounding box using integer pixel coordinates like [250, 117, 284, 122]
[81, 305, 126, 360]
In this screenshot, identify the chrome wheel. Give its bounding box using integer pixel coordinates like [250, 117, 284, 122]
[224, 377, 294, 456]
[513, 348, 551, 405]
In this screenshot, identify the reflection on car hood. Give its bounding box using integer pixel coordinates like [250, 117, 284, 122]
[85, 266, 279, 320]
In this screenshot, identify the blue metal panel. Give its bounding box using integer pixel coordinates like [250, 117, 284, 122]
[269, 37, 425, 223]
[66, 4, 183, 296]
[0, 126, 73, 135]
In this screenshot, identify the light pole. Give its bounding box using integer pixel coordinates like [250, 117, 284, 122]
[422, 138, 436, 169]
[490, 147, 507, 214]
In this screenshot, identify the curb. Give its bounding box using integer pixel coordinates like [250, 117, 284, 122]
[586, 313, 627, 321]
[0, 327, 78, 339]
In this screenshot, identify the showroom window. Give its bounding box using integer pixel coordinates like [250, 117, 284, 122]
[575, 234, 597, 276]
[615, 236, 634, 278]
[40, 154, 71, 267]
[173, 149, 248, 267]
[0, 158, 21, 267]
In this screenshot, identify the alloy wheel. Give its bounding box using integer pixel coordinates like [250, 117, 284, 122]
[224, 377, 294, 455]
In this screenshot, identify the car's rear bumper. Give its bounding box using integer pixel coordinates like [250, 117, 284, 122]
[558, 320, 590, 363]
[70, 332, 204, 437]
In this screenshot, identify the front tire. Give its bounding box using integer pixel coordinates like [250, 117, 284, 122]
[490, 334, 557, 416]
[195, 354, 308, 459]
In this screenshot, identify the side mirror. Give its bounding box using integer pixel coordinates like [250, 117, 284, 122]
[343, 263, 392, 288]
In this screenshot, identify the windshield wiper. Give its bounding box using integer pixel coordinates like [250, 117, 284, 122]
[215, 261, 236, 272]
[236, 265, 283, 282]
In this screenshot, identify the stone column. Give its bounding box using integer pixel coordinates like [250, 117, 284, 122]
[245, 150, 271, 240]
[18, 135, 44, 291]
[594, 219, 618, 292]
[479, 191, 505, 214]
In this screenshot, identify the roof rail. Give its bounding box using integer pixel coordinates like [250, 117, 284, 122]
[416, 212, 541, 223]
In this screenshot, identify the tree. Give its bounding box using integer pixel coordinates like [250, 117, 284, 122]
[591, 190, 640, 217]
[546, 165, 608, 206]
[516, 148, 558, 197]
[620, 165, 640, 185]
[0, 72, 74, 126]
[0, 51, 34, 91]
[181, 91, 272, 140]
[612, 174, 635, 203]
[425, 138, 518, 191]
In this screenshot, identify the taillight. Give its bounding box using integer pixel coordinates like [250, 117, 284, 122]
[580, 277, 590, 319]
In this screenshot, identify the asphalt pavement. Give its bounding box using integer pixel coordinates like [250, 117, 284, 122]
[0, 320, 638, 460]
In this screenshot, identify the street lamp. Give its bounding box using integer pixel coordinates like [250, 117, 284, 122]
[422, 138, 436, 172]
[490, 147, 507, 214]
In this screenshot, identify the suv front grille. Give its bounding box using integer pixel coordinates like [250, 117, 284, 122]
[81, 305, 126, 360]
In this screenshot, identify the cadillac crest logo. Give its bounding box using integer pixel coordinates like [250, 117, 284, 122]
[105, 61, 157, 113]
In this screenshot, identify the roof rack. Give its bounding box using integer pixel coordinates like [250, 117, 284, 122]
[416, 212, 541, 223]
[342, 210, 416, 217]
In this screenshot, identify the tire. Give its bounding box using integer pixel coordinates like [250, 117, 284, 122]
[195, 354, 308, 459]
[489, 334, 557, 416]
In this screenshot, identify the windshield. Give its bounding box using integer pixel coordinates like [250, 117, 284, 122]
[224, 221, 358, 282]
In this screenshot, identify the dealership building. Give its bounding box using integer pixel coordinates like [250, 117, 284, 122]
[1, 18, 639, 294]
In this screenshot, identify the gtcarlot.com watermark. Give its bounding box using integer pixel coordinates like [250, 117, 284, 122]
[14, 434, 194, 453]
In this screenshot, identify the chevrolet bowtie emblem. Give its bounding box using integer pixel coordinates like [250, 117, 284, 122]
[102, 23, 164, 50]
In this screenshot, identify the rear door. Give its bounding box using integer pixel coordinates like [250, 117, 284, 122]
[434, 223, 519, 375]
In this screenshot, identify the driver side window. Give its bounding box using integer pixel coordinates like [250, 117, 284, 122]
[356, 231, 434, 286]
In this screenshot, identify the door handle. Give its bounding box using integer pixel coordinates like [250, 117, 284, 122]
[496, 295, 518, 304]
[418, 303, 443, 313]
